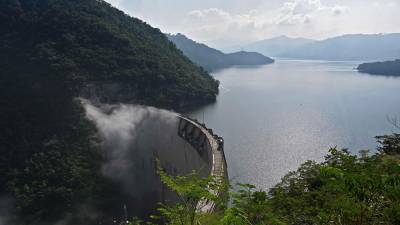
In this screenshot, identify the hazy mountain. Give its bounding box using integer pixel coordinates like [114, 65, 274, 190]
[280, 33, 400, 61]
[226, 51, 273, 66]
[168, 33, 274, 71]
[236, 35, 315, 57]
[358, 59, 400, 76]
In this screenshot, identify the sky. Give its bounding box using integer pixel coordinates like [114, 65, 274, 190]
[105, 0, 400, 49]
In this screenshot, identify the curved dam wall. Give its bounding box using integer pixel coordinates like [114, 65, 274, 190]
[179, 117, 228, 212]
[83, 102, 227, 218]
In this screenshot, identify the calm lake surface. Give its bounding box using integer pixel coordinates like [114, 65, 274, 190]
[187, 59, 400, 190]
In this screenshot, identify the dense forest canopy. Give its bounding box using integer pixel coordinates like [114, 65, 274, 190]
[358, 59, 400, 76]
[0, 0, 219, 108]
[0, 0, 218, 224]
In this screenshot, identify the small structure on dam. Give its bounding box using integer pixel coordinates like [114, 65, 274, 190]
[83, 102, 228, 218]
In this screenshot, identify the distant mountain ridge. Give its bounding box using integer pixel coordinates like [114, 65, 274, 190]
[279, 33, 400, 61]
[237, 35, 315, 57]
[168, 33, 274, 71]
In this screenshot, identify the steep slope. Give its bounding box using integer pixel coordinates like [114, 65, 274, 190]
[358, 59, 400, 76]
[239, 35, 314, 57]
[280, 34, 400, 61]
[0, 0, 219, 108]
[0, 0, 218, 224]
[168, 33, 273, 71]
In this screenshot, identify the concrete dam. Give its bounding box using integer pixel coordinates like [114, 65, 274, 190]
[83, 102, 228, 218]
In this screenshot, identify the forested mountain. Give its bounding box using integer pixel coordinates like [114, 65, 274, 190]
[226, 51, 274, 66]
[0, 0, 218, 224]
[168, 33, 274, 72]
[237, 35, 314, 57]
[358, 59, 400, 76]
[279, 33, 400, 61]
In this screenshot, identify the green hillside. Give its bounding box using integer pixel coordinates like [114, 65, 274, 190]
[0, 0, 218, 224]
[168, 33, 274, 72]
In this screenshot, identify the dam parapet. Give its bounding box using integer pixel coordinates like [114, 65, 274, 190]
[178, 116, 228, 213]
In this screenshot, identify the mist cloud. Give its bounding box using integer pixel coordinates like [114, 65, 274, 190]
[82, 100, 178, 198]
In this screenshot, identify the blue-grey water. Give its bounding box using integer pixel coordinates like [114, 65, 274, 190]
[187, 59, 400, 190]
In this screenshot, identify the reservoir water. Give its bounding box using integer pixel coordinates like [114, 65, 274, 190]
[187, 59, 400, 190]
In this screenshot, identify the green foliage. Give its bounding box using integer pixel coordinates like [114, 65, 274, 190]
[1, 0, 218, 109]
[0, 0, 219, 224]
[128, 217, 154, 225]
[197, 212, 224, 225]
[154, 160, 228, 225]
[152, 134, 400, 225]
[223, 184, 285, 225]
[376, 133, 400, 155]
[268, 145, 400, 225]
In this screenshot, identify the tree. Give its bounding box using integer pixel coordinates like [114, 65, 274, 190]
[144, 134, 400, 225]
[376, 133, 400, 155]
[223, 183, 285, 225]
[154, 160, 227, 225]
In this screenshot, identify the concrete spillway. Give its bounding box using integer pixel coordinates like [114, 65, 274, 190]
[83, 102, 227, 218]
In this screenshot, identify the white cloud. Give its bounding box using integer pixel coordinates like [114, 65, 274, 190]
[282, 0, 323, 15]
[188, 8, 230, 19]
[180, 0, 348, 46]
[106, 0, 400, 49]
[183, 8, 261, 44]
[275, 0, 348, 25]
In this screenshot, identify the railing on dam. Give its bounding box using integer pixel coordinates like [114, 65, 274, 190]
[177, 116, 228, 213]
